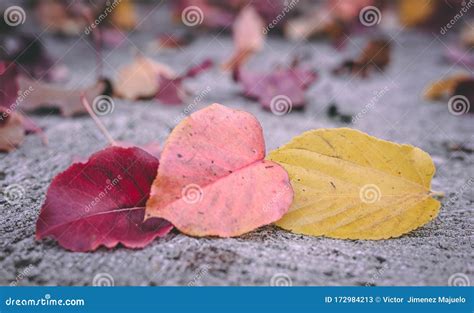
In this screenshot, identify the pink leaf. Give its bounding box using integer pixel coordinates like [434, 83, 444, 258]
[145, 103, 293, 237]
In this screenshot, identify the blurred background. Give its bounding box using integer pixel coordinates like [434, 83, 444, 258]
[1, 0, 473, 286]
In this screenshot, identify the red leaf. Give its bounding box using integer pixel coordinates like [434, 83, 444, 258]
[235, 65, 317, 111]
[155, 59, 213, 105]
[0, 61, 19, 110]
[36, 146, 172, 252]
[145, 103, 293, 237]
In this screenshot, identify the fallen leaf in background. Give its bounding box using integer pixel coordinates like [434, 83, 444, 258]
[423, 73, 470, 100]
[109, 0, 137, 31]
[156, 59, 213, 105]
[115, 54, 176, 100]
[333, 39, 391, 77]
[0, 61, 18, 110]
[234, 63, 317, 111]
[17, 75, 112, 117]
[398, 0, 436, 27]
[1, 62, 47, 148]
[36, 146, 172, 252]
[146, 103, 293, 237]
[0, 34, 69, 82]
[0, 109, 25, 152]
[267, 128, 441, 240]
[461, 22, 474, 48]
[284, 7, 340, 41]
[34, 0, 88, 35]
[222, 6, 265, 71]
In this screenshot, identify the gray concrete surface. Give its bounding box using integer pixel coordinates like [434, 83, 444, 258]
[1, 6, 473, 286]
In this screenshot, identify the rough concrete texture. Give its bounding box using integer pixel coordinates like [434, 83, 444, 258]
[1, 6, 473, 286]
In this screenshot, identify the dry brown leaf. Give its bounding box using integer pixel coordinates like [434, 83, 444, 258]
[423, 74, 470, 100]
[115, 55, 176, 100]
[17, 76, 111, 117]
[222, 6, 265, 71]
[0, 110, 25, 152]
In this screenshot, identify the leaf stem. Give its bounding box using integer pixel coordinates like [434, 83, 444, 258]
[80, 94, 117, 146]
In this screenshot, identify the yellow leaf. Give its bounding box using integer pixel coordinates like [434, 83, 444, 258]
[110, 0, 137, 31]
[423, 74, 470, 101]
[267, 128, 441, 240]
[398, 0, 436, 27]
